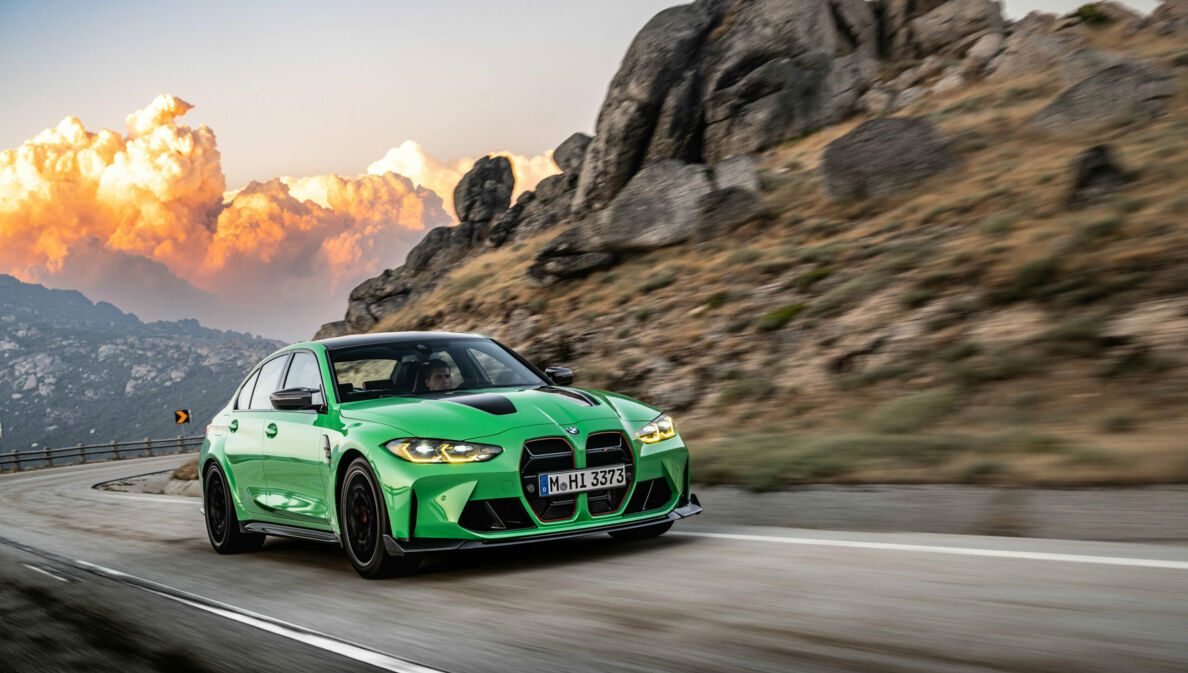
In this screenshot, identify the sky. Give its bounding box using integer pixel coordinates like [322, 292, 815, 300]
[0, 0, 1161, 341]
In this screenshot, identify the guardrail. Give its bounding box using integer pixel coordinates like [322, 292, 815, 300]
[0, 436, 203, 473]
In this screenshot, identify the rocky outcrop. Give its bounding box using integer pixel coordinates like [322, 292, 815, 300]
[452, 155, 514, 223]
[987, 11, 1084, 81]
[821, 117, 958, 200]
[1146, 0, 1188, 34]
[572, 5, 718, 215]
[879, 0, 950, 60]
[572, 0, 881, 216]
[909, 0, 1004, 57]
[1061, 47, 1126, 87]
[553, 133, 592, 174]
[1031, 62, 1177, 133]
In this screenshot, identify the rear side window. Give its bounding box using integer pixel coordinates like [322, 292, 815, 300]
[283, 351, 325, 407]
[236, 371, 259, 411]
[249, 355, 290, 411]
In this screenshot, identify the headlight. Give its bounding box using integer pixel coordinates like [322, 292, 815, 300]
[635, 414, 676, 444]
[384, 438, 503, 463]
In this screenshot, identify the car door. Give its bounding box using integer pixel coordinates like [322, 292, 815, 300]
[260, 349, 332, 524]
[224, 356, 282, 518]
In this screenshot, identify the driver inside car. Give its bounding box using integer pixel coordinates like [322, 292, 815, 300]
[422, 358, 454, 392]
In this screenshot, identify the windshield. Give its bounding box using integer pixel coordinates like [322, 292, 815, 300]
[327, 338, 547, 402]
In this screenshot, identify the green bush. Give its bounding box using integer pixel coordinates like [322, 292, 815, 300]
[1037, 314, 1107, 356]
[792, 268, 836, 291]
[1070, 3, 1112, 25]
[527, 296, 548, 314]
[938, 341, 982, 362]
[717, 379, 777, 406]
[835, 363, 913, 390]
[982, 213, 1014, 237]
[991, 256, 1060, 303]
[866, 386, 959, 434]
[757, 303, 806, 331]
[638, 268, 678, 293]
[902, 288, 937, 308]
[815, 274, 884, 316]
[705, 290, 735, 309]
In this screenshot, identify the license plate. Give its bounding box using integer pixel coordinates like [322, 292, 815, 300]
[539, 465, 626, 496]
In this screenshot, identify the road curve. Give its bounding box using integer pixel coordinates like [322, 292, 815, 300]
[1, 456, 1186, 673]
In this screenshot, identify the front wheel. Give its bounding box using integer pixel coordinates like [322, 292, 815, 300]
[203, 463, 265, 554]
[339, 458, 420, 579]
[609, 520, 673, 541]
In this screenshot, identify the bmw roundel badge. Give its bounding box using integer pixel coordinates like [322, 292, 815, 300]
[565, 426, 579, 435]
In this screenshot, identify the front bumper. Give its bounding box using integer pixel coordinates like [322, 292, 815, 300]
[382, 495, 701, 556]
[373, 421, 692, 541]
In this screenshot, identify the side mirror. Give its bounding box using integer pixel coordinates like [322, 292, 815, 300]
[545, 366, 574, 386]
[271, 387, 320, 411]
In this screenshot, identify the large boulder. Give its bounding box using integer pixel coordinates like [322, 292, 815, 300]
[553, 133, 592, 174]
[695, 187, 770, 241]
[1031, 62, 1177, 133]
[987, 11, 1083, 81]
[573, 0, 881, 215]
[452, 155, 514, 223]
[909, 0, 1004, 57]
[584, 160, 715, 252]
[1065, 144, 1128, 209]
[528, 160, 714, 284]
[879, 0, 951, 60]
[821, 117, 958, 201]
[698, 0, 879, 162]
[1060, 47, 1125, 87]
[571, 5, 718, 215]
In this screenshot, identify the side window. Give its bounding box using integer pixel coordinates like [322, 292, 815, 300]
[249, 355, 290, 411]
[283, 351, 325, 406]
[469, 348, 516, 385]
[236, 371, 259, 411]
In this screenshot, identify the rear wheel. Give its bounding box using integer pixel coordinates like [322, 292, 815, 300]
[203, 463, 265, 554]
[339, 458, 420, 579]
[609, 520, 673, 541]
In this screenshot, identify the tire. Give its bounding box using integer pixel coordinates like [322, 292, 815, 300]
[339, 458, 420, 579]
[609, 520, 673, 541]
[203, 463, 265, 554]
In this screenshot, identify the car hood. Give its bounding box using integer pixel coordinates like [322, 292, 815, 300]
[338, 386, 636, 439]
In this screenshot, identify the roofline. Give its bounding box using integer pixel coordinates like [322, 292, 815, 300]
[303, 331, 488, 351]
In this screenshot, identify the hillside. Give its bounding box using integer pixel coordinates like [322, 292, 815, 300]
[0, 275, 282, 451]
[318, 0, 1188, 488]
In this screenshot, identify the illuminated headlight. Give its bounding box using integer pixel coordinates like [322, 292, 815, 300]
[635, 414, 677, 444]
[384, 438, 503, 463]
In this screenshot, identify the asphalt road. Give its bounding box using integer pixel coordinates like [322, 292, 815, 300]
[1, 456, 1186, 673]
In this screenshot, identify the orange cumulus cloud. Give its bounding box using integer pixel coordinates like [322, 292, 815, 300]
[0, 95, 451, 338]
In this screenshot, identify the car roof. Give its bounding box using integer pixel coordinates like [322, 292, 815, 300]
[308, 331, 488, 351]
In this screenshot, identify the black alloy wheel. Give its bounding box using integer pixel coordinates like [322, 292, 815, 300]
[203, 463, 264, 554]
[608, 520, 673, 541]
[338, 457, 420, 579]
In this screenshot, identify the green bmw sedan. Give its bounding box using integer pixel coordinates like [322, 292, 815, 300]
[199, 332, 701, 578]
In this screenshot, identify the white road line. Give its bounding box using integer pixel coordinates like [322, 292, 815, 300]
[146, 590, 445, 673]
[88, 492, 197, 505]
[70, 559, 444, 673]
[23, 563, 70, 582]
[672, 531, 1188, 570]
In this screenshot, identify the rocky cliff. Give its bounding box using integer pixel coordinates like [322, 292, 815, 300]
[0, 275, 282, 451]
[317, 1, 1188, 487]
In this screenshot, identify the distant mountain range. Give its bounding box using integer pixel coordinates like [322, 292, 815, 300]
[0, 274, 283, 452]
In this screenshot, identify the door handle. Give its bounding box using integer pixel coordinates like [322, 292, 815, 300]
[265, 423, 278, 438]
[229, 419, 238, 433]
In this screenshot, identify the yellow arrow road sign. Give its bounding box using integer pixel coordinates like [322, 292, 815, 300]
[174, 410, 190, 424]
